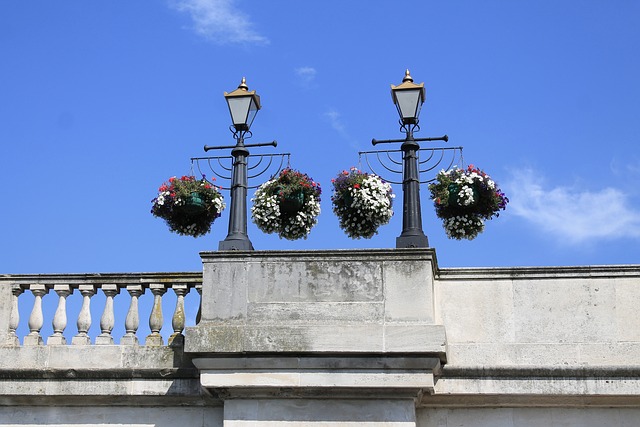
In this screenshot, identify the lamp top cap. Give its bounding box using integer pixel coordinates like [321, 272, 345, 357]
[224, 77, 261, 110]
[390, 69, 425, 93]
[238, 77, 249, 91]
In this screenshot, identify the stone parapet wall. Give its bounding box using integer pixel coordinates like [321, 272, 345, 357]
[0, 345, 205, 406]
[436, 265, 640, 368]
[2, 250, 640, 426]
[186, 249, 446, 357]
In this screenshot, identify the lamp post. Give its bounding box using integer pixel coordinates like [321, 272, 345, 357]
[204, 77, 276, 251]
[372, 70, 448, 248]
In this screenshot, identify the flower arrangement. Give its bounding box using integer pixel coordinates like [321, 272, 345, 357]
[251, 168, 322, 240]
[428, 165, 508, 240]
[151, 175, 225, 237]
[331, 168, 395, 239]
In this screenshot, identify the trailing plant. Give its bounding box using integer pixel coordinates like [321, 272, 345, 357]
[428, 165, 508, 240]
[331, 167, 394, 239]
[251, 168, 322, 240]
[151, 175, 225, 237]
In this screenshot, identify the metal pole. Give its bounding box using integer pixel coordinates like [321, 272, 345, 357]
[218, 137, 254, 250]
[396, 129, 429, 248]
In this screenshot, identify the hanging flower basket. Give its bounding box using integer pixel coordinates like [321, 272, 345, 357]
[151, 175, 225, 237]
[428, 165, 508, 240]
[331, 167, 395, 239]
[179, 192, 207, 215]
[251, 168, 322, 240]
[273, 187, 305, 213]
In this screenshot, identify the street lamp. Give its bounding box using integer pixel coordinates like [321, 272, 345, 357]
[225, 77, 261, 132]
[372, 70, 448, 248]
[204, 77, 277, 251]
[391, 69, 426, 126]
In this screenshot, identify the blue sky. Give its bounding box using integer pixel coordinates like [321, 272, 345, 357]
[2, 1, 640, 273]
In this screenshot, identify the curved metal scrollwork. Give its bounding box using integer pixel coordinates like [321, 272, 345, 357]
[358, 146, 464, 185]
[191, 153, 291, 190]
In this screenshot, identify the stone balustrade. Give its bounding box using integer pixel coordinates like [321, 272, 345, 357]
[0, 272, 202, 347]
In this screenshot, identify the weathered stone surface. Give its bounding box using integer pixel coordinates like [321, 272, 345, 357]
[436, 265, 640, 367]
[247, 302, 384, 324]
[0, 406, 223, 427]
[4, 252, 640, 426]
[188, 249, 443, 356]
[383, 259, 435, 323]
[224, 398, 416, 426]
[417, 407, 640, 427]
[247, 260, 383, 303]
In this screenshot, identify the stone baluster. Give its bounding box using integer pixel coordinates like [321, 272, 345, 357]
[146, 283, 166, 346]
[96, 284, 119, 345]
[48, 285, 72, 345]
[195, 283, 202, 325]
[169, 284, 188, 347]
[121, 285, 143, 345]
[24, 284, 48, 346]
[72, 285, 96, 345]
[7, 285, 24, 346]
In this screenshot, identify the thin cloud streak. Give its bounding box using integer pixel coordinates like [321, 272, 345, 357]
[171, 0, 268, 45]
[324, 109, 361, 152]
[295, 66, 317, 84]
[504, 168, 640, 244]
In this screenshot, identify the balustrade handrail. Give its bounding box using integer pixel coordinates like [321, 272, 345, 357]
[1, 272, 203, 348]
[0, 271, 203, 287]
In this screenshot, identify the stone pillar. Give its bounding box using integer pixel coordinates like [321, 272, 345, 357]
[72, 285, 96, 345]
[223, 399, 417, 426]
[96, 284, 119, 345]
[48, 284, 72, 345]
[169, 284, 188, 347]
[146, 283, 167, 346]
[121, 285, 143, 345]
[24, 284, 48, 346]
[5, 284, 23, 346]
[185, 249, 447, 426]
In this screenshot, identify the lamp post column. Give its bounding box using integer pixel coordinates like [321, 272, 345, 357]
[397, 130, 429, 248]
[219, 139, 253, 251]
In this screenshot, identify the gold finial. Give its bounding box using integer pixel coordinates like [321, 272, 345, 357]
[402, 69, 413, 83]
[238, 77, 248, 91]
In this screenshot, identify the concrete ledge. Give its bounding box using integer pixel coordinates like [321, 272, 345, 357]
[0, 345, 189, 370]
[184, 323, 447, 357]
[193, 356, 441, 399]
[418, 365, 640, 408]
[438, 264, 640, 281]
[202, 248, 439, 265]
[0, 377, 208, 406]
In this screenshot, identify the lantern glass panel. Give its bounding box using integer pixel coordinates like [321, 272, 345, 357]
[394, 89, 422, 122]
[227, 96, 252, 127]
[245, 98, 259, 129]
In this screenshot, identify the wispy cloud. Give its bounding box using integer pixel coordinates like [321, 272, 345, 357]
[294, 66, 317, 85]
[325, 109, 346, 134]
[323, 109, 360, 152]
[610, 155, 640, 177]
[504, 168, 640, 244]
[170, 0, 268, 45]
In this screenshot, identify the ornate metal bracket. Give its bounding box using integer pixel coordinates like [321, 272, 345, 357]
[358, 145, 464, 185]
[191, 151, 291, 190]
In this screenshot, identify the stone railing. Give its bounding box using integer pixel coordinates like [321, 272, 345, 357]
[0, 272, 202, 347]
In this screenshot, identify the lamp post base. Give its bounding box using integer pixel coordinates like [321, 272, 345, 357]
[396, 234, 429, 249]
[219, 238, 254, 251]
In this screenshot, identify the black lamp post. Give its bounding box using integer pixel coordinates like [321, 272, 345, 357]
[204, 77, 276, 251]
[372, 70, 448, 249]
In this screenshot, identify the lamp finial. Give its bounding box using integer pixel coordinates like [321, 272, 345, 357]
[238, 77, 248, 91]
[402, 69, 413, 83]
